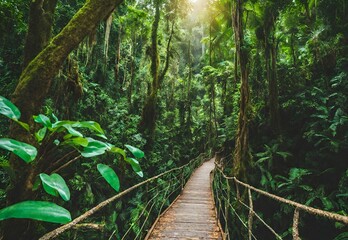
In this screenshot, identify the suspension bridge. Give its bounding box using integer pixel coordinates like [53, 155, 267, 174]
[146, 158, 221, 239]
[40, 154, 348, 240]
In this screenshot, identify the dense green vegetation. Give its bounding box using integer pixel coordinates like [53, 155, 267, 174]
[0, 0, 347, 239]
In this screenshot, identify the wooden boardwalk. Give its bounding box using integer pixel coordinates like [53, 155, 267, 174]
[147, 158, 222, 239]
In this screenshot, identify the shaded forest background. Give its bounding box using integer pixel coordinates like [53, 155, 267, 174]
[0, 0, 347, 239]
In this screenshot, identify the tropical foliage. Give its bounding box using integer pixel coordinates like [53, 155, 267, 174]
[0, 0, 347, 239]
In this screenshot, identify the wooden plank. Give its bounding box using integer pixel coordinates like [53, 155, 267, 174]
[147, 159, 222, 239]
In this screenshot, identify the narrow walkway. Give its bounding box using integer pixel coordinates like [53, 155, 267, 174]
[147, 158, 221, 239]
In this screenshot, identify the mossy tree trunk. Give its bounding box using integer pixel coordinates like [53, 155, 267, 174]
[269, 37, 280, 134]
[232, 0, 250, 179]
[139, 0, 160, 149]
[208, 21, 218, 149]
[186, 37, 193, 129]
[140, 0, 174, 150]
[263, 15, 280, 135]
[115, 24, 122, 93]
[23, 0, 58, 69]
[4, 1, 123, 239]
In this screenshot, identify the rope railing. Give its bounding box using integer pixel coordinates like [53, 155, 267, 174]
[212, 163, 348, 240]
[40, 153, 208, 240]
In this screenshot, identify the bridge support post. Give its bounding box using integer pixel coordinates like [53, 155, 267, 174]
[145, 182, 149, 203]
[234, 178, 240, 201]
[224, 178, 230, 239]
[248, 188, 254, 240]
[180, 168, 184, 190]
[292, 207, 300, 240]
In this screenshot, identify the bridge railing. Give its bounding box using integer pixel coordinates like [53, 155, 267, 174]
[212, 162, 348, 240]
[40, 153, 209, 240]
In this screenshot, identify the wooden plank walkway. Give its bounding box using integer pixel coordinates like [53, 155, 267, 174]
[147, 158, 222, 239]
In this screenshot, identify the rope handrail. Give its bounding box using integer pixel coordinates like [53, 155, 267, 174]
[236, 194, 282, 239]
[212, 161, 348, 240]
[226, 200, 258, 240]
[40, 153, 208, 240]
[215, 166, 348, 225]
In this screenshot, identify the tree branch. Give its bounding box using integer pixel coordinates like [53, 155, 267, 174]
[159, 20, 175, 86]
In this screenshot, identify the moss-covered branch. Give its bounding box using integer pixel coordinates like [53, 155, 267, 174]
[159, 19, 175, 85]
[12, 0, 122, 124]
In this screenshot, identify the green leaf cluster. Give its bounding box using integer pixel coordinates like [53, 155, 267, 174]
[0, 96, 145, 225]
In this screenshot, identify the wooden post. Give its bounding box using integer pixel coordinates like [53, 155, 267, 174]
[145, 182, 149, 203]
[292, 207, 300, 240]
[234, 178, 241, 201]
[248, 188, 254, 240]
[181, 168, 185, 190]
[224, 178, 230, 239]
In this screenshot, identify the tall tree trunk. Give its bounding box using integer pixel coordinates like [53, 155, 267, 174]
[209, 23, 213, 66]
[9, 0, 59, 206]
[5, 1, 57, 239]
[208, 82, 213, 147]
[291, 32, 297, 66]
[104, 13, 113, 64]
[139, 3, 174, 149]
[269, 36, 280, 134]
[128, 34, 136, 109]
[139, 0, 161, 149]
[232, 0, 250, 178]
[222, 72, 227, 115]
[186, 38, 193, 128]
[264, 21, 280, 135]
[208, 22, 218, 148]
[201, 23, 205, 57]
[23, 0, 58, 69]
[115, 24, 122, 92]
[4, 1, 123, 239]
[212, 80, 218, 141]
[159, 20, 174, 86]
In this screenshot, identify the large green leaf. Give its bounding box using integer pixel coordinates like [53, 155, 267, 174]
[0, 201, 71, 224]
[40, 175, 59, 198]
[125, 144, 145, 159]
[62, 125, 83, 137]
[81, 147, 106, 158]
[97, 164, 120, 192]
[74, 121, 105, 136]
[0, 138, 37, 163]
[125, 158, 143, 177]
[0, 96, 21, 120]
[51, 120, 75, 129]
[81, 138, 111, 158]
[35, 127, 47, 142]
[52, 120, 106, 138]
[51, 121, 83, 137]
[63, 137, 89, 147]
[33, 114, 52, 128]
[52, 113, 59, 122]
[95, 134, 108, 140]
[110, 146, 126, 159]
[40, 173, 70, 201]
